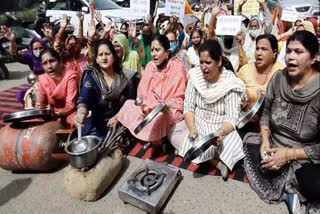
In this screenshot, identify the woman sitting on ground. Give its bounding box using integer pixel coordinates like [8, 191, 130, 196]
[236, 34, 285, 131]
[75, 38, 139, 138]
[243, 30, 320, 213]
[113, 35, 187, 146]
[37, 48, 80, 128]
[168, 39, 246, 180]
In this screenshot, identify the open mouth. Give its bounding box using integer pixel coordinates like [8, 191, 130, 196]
[256, 57, 263, 63]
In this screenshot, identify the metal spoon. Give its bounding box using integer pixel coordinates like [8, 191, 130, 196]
[134, 97, 143, 106]
[72, 111, 87, 153]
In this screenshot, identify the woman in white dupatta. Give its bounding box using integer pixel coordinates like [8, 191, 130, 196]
[168, 39, 245, 181]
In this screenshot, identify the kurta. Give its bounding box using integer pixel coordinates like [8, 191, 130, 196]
[117, 57, 187, 142]
[243, 70, 320, 204]
[37, 69, 80, 128]
[186, 46, 200, 67]
[168, 68, 245, 170]
[77, 66, 138, 138]
[237, 62, 284, 106]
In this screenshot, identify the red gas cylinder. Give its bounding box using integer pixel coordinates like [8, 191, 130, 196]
[0, 121, 65, 171]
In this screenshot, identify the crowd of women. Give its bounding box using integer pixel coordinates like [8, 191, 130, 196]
[0, 0, 319, 212]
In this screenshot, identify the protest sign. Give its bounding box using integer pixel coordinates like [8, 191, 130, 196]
[165, 0, 186, 20]
[215, 15, 242, 35]
[233, 0, 259, 16]
[281, 9, 299, 22]
[130, 0, 150, 17]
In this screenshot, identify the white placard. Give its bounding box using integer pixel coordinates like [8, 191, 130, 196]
[281, 9, 299, 22]
[204, 12, 211, 26]
[165, 0, 185, 20]
[130, 0, 150, 17]
[215, 16, 242, 36]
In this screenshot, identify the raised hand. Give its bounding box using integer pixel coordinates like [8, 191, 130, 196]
[0, 25, 15, 41]
[128, 21, 137, 39]
[60, 14, 68, 29]
[235, 31, 244, 45]
[76, 11, 84, 22]
[88, 18, 96, 39]
[41, 23, 53, 38]
[211, 1, 221, 16]
[95, 10, 102, 23]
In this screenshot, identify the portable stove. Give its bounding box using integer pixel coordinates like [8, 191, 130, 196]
[118, 159, 182, 214]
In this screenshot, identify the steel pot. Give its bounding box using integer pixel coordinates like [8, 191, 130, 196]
[65, 135, 101, 169]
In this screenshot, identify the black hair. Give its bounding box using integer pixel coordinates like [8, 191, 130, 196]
[256, 34, 278, 61]
[152, 34, 172, 60]
[94, 39, 122, 73]
[199, 39, 234, 72]
[190, 29, 203, 40]
[121, 22, 129, 29]
[287, 30, 320, 72]
[40, 48, 61, 62]
[165, 31, 177, 42]
[256, 34, 278, 52]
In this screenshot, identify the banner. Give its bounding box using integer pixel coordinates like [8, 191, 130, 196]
[215, 15, 242, 36]
[165, 0, 186, 20]
[130, 0, 150, 17]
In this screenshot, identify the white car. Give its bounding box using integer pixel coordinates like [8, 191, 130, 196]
[46, 0, 146, 36]
[279, 0, 320, 18]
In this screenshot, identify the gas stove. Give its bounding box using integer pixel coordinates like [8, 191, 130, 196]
[118, 159, 182, 214]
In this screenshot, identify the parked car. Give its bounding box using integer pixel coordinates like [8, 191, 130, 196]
[46, 0, 145, 36]
[279, 0, 320, 18]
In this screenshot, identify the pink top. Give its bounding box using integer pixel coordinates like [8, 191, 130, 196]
[117, 57, 187, 142]
[38, 69, 80, 117]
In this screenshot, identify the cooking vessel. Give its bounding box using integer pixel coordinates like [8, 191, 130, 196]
[236, 94, 265, 129]
[65, 135, 101, 169]
[134, 103, 165, 134]
[184, 133, 219, 162]
[3, 109, 52, 123]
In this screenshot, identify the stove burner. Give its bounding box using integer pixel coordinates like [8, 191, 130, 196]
[127, 165, 167, 195]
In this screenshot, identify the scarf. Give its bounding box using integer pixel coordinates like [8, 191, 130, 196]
[189, 67, 245, 104]
[113, 34, 141, 72]
[278, 69, 320, 104]
[217, 37, 240, 72]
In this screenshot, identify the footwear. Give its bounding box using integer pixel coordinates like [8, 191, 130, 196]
[220, 162, 229, 181]
[306, 201, 320, 214]
[285, 193, 301, 214]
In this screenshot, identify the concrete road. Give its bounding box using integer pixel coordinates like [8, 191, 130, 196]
[0, 62, 288, 214]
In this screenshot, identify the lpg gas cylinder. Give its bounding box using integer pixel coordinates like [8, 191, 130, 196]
[0, 121, 65, 171]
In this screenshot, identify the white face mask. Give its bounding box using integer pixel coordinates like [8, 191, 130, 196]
[33, 50, 41, 58]
[249, 29, 260, 39]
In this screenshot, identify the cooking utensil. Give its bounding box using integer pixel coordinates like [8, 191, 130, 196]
[3, 109, 52, 123]
[71, 111, 87, 153]
[65, 135, 101, 169]
[236, 94, 265, 129]
[184, 133, 219, 162]
[134, 97, 143, 106]
[134, 103, 166, 135]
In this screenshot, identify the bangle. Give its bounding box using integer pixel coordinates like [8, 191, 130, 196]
[261, 127, 271, 135]
[293, 148, 297, 161]
[285, 148, 289, 163]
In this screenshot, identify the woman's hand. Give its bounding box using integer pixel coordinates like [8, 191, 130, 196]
[1, 25, 16, 41]
[107, 115, 119, 127]
[141, 105, 151, 117]
[74, 111, 87, 126]
[88, 18, 96, 39]
[60, 14, 68, 29]
[215, 129, 225, 146]
[76, 11, 84, 22]
[261, 147, 288, 171]
[188, 127, 198, 142]
[128, 21, 137, 39]
[260, 139, 271, 160]
[239, 0, 247, 7]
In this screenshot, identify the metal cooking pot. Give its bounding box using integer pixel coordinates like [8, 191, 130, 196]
[65, 135, 101, 169]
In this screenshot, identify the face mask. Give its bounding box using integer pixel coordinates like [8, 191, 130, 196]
[33, 50, 41, 58]
[169, 42, 177, 53]
[249, 29, 260, 39]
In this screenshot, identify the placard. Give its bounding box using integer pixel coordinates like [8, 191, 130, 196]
[233, 0, 259, 16]
[130, 0, 150, 17]
[215, 15, 242, 36]
[165, 0, 186, 20]
[281, 9, 299, 22]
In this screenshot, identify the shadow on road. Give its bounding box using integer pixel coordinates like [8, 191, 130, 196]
[0, 177, 32, 207]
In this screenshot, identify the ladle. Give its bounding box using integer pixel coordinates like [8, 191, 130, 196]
[71, 111, 87, 153]
[134, 97, 143, 106]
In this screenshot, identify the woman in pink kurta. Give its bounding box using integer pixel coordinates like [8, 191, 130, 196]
[37, 48, 80, 128]
[116, 35, 187, 143]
